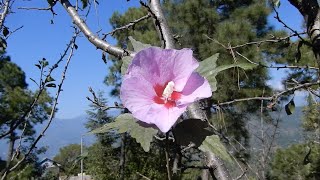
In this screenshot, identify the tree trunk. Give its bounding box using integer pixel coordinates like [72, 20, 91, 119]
[6, 131, 16, 168]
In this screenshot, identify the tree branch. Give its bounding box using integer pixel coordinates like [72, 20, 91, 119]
[1, 29, 79, 180]
[103, 13, 151, 38]
[143, 0, 175, 49]
[59, 0, 132, 58]
[0, 0, 10, 29]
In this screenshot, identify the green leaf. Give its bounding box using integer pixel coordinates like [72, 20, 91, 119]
[173, 119, 213, 147]
[41, 58, 49, 67]
[199, 135, 233, 163]
[46, 83, 56, 88]
[274, 0, 281, 8]
[47, 0, 55, 6]
[3, 27, 9, 37]
[197, 53, 219, 91]
[81, 0, 88, 9]
[90, 113, 158, 152]
[35, 64, 41, 69]
[197, 53, 257, 92]
[121, 56, 133, 75]
[45, 75, 55, 83]
[285, 98, 295, 115]
[128, 36, 151, 52]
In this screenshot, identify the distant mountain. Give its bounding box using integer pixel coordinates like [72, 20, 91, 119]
[248, 106, 306, 149]
[0, 115, 96, 160]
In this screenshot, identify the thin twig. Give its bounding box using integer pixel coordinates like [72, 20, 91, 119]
[165, 132, 172, 180]
[212, 80, 320, 108]
[136, 172, 151, 180]
[102, 13, 151, 39]
[1, 29, 79, 180]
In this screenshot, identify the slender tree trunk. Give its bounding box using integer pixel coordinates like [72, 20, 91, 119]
[119, 133, 126, 180]
[6, 131, 15, 168]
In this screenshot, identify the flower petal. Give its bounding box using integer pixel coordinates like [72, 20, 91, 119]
[128, 47, 199, 90]
[144, 104, 187, 133]
[120, 69, 156, 124]
[177, 72, 212, 105]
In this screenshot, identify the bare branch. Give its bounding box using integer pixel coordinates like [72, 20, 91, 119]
[2, 30, 79, 179]
[0, 0, 10, 29]
[142, 0, 175, 49]
[103, 13, 151, 39]
[59, 0, 132, 57]
[212, 80, 320, 108]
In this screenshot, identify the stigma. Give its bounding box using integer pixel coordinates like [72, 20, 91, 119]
[162, 81, 175, 99]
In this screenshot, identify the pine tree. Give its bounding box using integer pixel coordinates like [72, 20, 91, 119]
[0, 53, 52, 168]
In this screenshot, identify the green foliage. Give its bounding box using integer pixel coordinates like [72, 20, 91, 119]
[123, 138, 167, 179]
[302, 94, 319, 132]
[53, 144, 82, 176]
[90, 113, 158, 152]
[85, 91, 116, 144]
[269, 143, 320, 179]
[197, 53, 257, 91]
[86, 142, 119, 180]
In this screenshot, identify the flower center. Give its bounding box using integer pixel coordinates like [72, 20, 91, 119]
[153, 81, 181, 109]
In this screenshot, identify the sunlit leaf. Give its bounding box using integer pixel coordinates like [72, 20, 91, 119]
[197, 53, 257, 92]
[89, 113, 158, 152]
[121, 56, 133, 75]
[199, 135, 233, 163]
[197, 53, 219, 91]
[128, 36, 151, 52]
[45, 75, 55, 83]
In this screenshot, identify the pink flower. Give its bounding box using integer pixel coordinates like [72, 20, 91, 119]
[120, 47, 212, 133]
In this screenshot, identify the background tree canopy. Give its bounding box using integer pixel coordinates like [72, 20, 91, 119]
[0, 0, 319, 179]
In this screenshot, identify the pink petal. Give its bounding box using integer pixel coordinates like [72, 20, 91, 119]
[142, 104, 188, 133]
[120, 68, 157, 123]
[128, 47, 199, 90]
[177, 72, 212, 105]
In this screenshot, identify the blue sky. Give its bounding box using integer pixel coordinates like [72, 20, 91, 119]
[4, 0, 305, 119]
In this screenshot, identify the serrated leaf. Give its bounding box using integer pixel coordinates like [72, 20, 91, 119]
[197, 53, 257, 92]
[197, 53, 219, 91]
[173, 119, 213, 147]
[3, 27, 9, 37]
[199, 135, 233, 163]
[46, 83, 56, 88]
[90, 113, 158, 152]
[121, 56, 133, 75]
[285, 98, 295, 115]
[128, 36, 151, 52]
